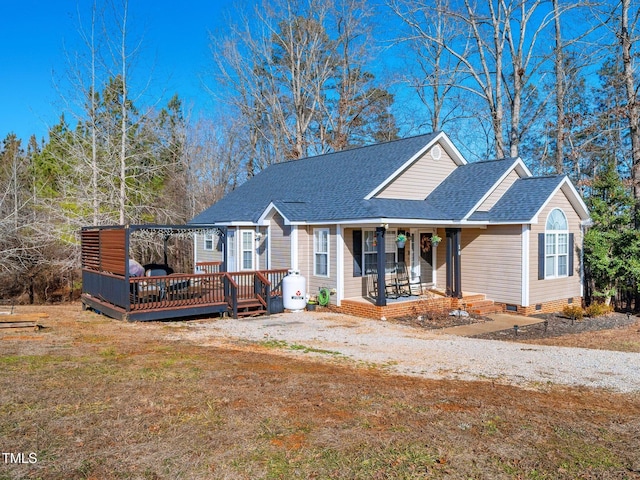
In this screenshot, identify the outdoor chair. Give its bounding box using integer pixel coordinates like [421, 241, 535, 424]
[137, 264, 188, 301]
[395, 262, 412, 297]
[368, 267, 400, 299]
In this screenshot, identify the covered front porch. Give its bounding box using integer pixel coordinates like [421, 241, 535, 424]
[80, 225, 288, 321]
[346, 225, 464, 307]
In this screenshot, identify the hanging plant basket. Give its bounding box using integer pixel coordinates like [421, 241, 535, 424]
[396, 233, 407, 248]
[431, 234, 441, 247]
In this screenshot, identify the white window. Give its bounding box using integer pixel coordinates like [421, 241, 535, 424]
[545, 209, 569, 278]
[363, 230, 377, 274]
[363, 229, 397, 274]
[241, 231, 254, 270]
[203, 233, 215, 251]
[227, 229, 236, 271]
[314, 229, 329, 277]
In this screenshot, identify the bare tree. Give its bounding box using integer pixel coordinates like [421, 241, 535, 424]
[393, 0, 566, 158]
[209, 0, 396, 176]
[620, 0, 640, 218]
[389, 0, 468, 132]
[552, 0, 566, 173]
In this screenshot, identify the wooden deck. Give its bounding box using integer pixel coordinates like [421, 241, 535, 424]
[82, 269, 288, 321]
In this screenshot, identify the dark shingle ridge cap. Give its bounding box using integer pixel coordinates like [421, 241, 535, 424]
[271, 131, 442, 167]
[517, 174, 565, 180]
[467, 156, 518, 164]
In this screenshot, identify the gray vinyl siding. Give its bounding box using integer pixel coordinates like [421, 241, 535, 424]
[460, 225, 522, 304]
[298, 225, 338, 304]
[269, 212, 291, 269]
[477, 169, 521, 212]
[195, 233, 224, 266]
[343, 228, 369, 298]
[529, 190, 582, 304]
[255, 226, 268, 270]
[376, 144, 458, 200]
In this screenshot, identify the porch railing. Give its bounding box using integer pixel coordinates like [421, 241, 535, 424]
[129, 269, 287, 318]
[195, 261, 222, 274]
[130, 272, 226, 311]
[254, 271, 271, 311]
[262, 269, 288, 296]
[84, 268, 290, 318]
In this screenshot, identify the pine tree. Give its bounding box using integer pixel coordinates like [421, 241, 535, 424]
[583, 159, 640, 306]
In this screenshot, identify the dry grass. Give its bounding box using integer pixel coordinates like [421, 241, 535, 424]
[1, 304, 640, 479]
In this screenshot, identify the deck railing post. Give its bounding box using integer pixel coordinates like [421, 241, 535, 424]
[232, 287, 238, 318]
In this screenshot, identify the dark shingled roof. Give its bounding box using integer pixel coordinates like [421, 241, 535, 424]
[422, 158, 517, 220]
[190, 133, 441, 224]
[468, 176, 565, 222]
[190, 132, 573, 225]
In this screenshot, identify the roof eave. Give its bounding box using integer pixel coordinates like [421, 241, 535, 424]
[530, 177, 590, 222]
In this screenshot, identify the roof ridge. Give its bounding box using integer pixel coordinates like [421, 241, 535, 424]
[273, 131, 440, 166]
[467, 157, 518, 165]
[518, 174, 565, 180]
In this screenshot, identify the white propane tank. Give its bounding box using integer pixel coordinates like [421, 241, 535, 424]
[282, 270, 306, 311]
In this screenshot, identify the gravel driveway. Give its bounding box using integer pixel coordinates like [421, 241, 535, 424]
[176, 311, 640, 393]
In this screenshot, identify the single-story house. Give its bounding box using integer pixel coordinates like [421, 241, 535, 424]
[190, 131, 590, 316]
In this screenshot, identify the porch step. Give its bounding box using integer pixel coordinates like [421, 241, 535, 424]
[234, 298, 268, 318]
[236, 309, 267, 317]
[467, 300, 502, 315]
[470, 304, 503, 315]
[459, 295, 502, 315]
[460, 294, 488, 304]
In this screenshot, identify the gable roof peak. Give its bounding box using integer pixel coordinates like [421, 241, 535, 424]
[275, 131, 442, 166]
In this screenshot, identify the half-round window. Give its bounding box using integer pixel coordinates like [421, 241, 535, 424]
[545, 209, 569, 278]
[546, 208, 568, 231]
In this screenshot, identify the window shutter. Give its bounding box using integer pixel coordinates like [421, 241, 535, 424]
[538, 233, 545, 280]
[568, 233, 574, 277]
[353, 229, 363, 277]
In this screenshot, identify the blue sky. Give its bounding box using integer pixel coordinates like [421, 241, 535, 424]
[0, 0, 234, 145]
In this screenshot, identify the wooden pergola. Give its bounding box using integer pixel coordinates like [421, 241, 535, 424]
[80, 224, 287, 321]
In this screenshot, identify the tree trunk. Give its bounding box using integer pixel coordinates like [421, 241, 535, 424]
[119, 0, 128, 225]
[553, 0, 565, 174]
[621, 0, 640, 226]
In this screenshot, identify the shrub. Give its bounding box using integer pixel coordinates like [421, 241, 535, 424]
[562, 305, 584, 321]
[585, 302, 614, 317]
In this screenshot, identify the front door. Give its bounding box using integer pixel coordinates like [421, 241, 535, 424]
[419, 232, 434, 283]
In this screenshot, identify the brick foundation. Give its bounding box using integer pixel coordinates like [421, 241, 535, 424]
[495, 297, 583, 316]
[333, 296, 453, 320]
[331, 295, 582, 320]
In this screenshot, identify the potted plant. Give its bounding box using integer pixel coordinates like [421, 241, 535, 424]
[307, 296, 318, 311]
[430, 234, 441, 247]
[396, 233, 407, 248]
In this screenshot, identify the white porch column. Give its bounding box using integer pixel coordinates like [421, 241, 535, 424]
[267, 224, 272, 270]
[193, 234, 198, 273]
[521, 224, 530, 307]
[290, 225, 299, 270]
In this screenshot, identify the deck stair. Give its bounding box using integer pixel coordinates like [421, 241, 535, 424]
[234, 297, 268, 317]
[459, 294, 502, 315]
